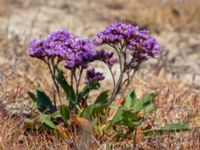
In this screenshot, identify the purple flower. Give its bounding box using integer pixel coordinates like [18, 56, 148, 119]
[64, 38, 117, 69]
[128, 29, 161, 64]
[29, 39, 46, 59]
[96, 22, 162, 68]
[95, 49, 117, 67]
[29, 29, 74, 59]
[96, 22, 138, 45]
[29, 29, 117, 69]
[85, 69, 105, 84]
[44, 29, 75, 59]
[64, 38, 97, 69]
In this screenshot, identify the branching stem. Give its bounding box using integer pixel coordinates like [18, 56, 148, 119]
[45, 58, 58, 109]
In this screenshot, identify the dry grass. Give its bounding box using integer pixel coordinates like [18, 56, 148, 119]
[0, 112, 69, 150]
[0, 0, 7, 15]
[0, 69, 199, 150]
[108, 0, 200, 33]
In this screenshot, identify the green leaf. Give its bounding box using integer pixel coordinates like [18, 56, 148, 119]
[92, 103, 108, 114]
[82, 104, 94, 118]
[122, 110, 142, 127]
[40, 114, 56, 129]
[143, 103, 157, 115]
[133, 93, 157, 113]
[36, 87, 55, 113]
[124, 91, 137, 109]
[144, 123, 191, 136]
[95, 91, 109, 104]
[162, 123, 191, 131]
[28, 88, 55, 113]
[81, 90, 109, 118]
[28, 91, 40, 110]
[122, 110, 141, 121]
[60, 105, 70, 123]
[82, 103, 108, 118]
[56, 68, 76, 109]
[123, 119, 141, 127]
[27, 91, 37, 103]
[112, 106, 125, 125]
[79, 82, 100, 99]
[51, 111, 62, 119]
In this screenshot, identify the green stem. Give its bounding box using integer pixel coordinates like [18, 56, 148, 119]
[46, 58, 57, 109]
[76, 68, 83, 95]
[110, 45, 125, 103]
[108, 66, 116, 87]
[52, 59, 62, 104]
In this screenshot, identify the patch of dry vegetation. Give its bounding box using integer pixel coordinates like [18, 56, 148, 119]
[108, 0, 200, 33]
[0, 70, 199, 149]
[0, 0, 7, 16]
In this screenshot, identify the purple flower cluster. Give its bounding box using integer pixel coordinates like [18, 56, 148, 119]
[29, 30, 74, 59]
[29, 23, 161, 86]
[85, 69, 105, 84]
[64, 38, 97, 69]
[29, 29, 116, 69]
[96, 22, 138, 44]
[29, 40, 46, 58]
[95, 49, 117, 67]
[96, 22, 161, 64]
[128, 29, 161, 63]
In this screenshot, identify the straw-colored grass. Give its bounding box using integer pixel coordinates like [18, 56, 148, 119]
[0, 70, 199, 149]
[108, 0, 200, 33]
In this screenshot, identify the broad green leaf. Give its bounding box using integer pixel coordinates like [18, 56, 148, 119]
[27, 91, 37, 103]
[36, 87, 55, 113]
[51, 111, 61, 119]
[40, 114, 56, 129]
[143, 103, 157, 116]
[122, 110, 141, 121]
[92, 103, 108, 114]
[133, 93, 157, 113]
[82, 104, 94, 118]
[82, 103, 108, 118]
[122, 110, 141, 127]
[95, 91, 109, 104]
[144, 123, 191, 136]
[51, 106, 70, 124]
[112, 106, 125, 125]
[28, 88, 54, 113]
[56, 68, 76, 109]
[123, 119, 141, 127]
[82, 91, 109, 118]
[81, 90, 109, 119]
[79, 82, 100, 99]
[60, 105, 70, 123]
[28, 91, 41, 110]
[124, 91, 137, 109]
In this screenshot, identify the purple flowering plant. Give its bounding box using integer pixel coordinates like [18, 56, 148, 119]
[28, 22, 188, 140]
[96, 22, 161, 102]
[28, 29, 117, 111]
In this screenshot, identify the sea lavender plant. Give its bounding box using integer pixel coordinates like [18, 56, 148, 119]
[28, 22, 162, 112]
[95, 22, 161, 102]
[27, 22, 191, 147]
